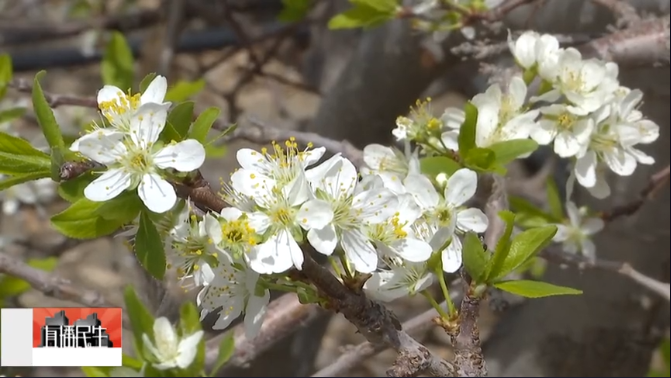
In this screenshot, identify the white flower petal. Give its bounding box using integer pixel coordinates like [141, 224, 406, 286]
[73, 129, 127, 163]
[354, 188, 398, 223]
[230, 169, 275, 200]
[508, 76, 527, 110]
[236, 148, 271, 173]
[404, 174, 439, 210]
[582, 218, 604, 235]
[297, 199, 334, 230]
[440, 131, 460, 151]
[553, 224, 570, 242]
[243, 290, 270, 339]
[575, 151, 597, 187]
[603, 149, 636, 176]
[140, 75, 168, 105]
[363, 144, 396, 170]
[531, 119, 558, 145]
[456, 208, 489, 233]
[442, 237, 463, 273]
[445, 169, 478, 207]
[152, 317, 177, 352]
[307, 225, 338, 256]
[342, 229, 378, 273]
[391, 238, 432, 263]
[97, 85, 125, 106]
[475, 104, 499, 147]
[565, 202, 581, 227]
[154, 139, 206, 172]
[138, 173, 177, 213]
[129, 103, 169, 148]
[220, 207, 243, 222]
[580, 239, 597, 261]
[84, 168, 132, 202]
[176, 330, 204, 369]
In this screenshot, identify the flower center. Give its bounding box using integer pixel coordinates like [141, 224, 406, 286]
[563, 71, 585, 92]
[99, 91, 141, 130]
[555, 112, 576, 132]
[221, 219, 257, 247]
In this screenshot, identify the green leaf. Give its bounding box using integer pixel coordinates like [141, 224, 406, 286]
[0, 131, 50, 157]
[494, 280, 582, 298]
[485, 210, 516, 281]
[101, 31, 134, 91]
[546, 177, 564, 220]
[420, 156, 461, 180]
[207, 123, 237, 145]
[0, 53, 12, 99]
[0, 151, 51, 175]
[108, 367, 141, 377]
[662, 337, 670, 368]
[0, 171, 50, 191]
[189, 107, 221, 143]
[58, 172, 95, 202]
[32, 72, 67, 155]
[123, 286, 155, 359]
[0, 107, 26, 124]
[0, 257, 58, 297]
[179, 301, 202, 335]
[463, 147, 495, 172]
[139, 72, 158, 93]
[135, 211, 166, 280]
[81, 366, 112, 377]
[50, 198, 126, 239]
[509, 195, 559, 227]
[205, 143, 228, 158]
[462, 232, 489, 282]
[210, 333, 235, 376]
[279, 0, 313, 22]
[163, 101, 195, 142]
[489, 139, 538, 165]
[457, 102, 477, 156]
[95, 191, 142, 223]
[328, 0, 398, 29]
[490, 225, 557, 281]
[165, 79, 206, 102]
[122, 354, 144, 370]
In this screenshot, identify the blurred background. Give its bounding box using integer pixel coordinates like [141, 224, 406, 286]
[0, 0, 669, 376]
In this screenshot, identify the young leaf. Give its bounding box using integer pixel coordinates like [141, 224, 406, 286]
[0, 171, 50, 191]
[462, 232, 489, 282]
[108, 367, 142, 377]
[463, 147, 495, 172]
[0, 151, 51, 176]
[494, 280, 582, 298]
[0, 53, 12, 99]
[210, 333, 235, 376]
[279, 0, 313, 22]
[139, 72, 158, 93]
[32, 71, 66, 152]
[122, 353, 144, 370]
[95, 191, 142, 223]
[546, 177, 564, 220]
[457, 102, 478, 156]
[50, 198, 126, 239]
[165, 79, 206, 102]
[490, 225, 557, 281]
[135, 211, 167, 280]
[163, 101, 195, 142]
[485, 210, 516, 281]
[101, 31, 134, 91]
[179, 302, 202, 336]
[328, 0, 397, 29]
[189, 107, 221, 143]
[419, 156, 461, 180]
[0, 107, 26, 124]
[0, 131, 50, 157]
[80, 366, 112, 377]
[58, 172, 95, 202]
[123, 285, 156, 358]
[489, 139, 539, 165]
[509, 195, 559, 227]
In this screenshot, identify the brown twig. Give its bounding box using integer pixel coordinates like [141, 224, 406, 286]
[0, 251, 111, 307]
[9, 78, 98, 108]
[541, 248, 670, 301]
[471, 0, 539, 23]
[600, 164, 670, 222]
[591, 0, 641, 27]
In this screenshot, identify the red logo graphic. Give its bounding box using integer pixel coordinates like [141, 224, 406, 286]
[32, 308, 122, 348]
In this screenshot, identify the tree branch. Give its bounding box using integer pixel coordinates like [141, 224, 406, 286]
[600, 164, 670, 222]
[591, 0, 641, 27]
[0, 250, 112, 307]
[9, 78, 98, 108]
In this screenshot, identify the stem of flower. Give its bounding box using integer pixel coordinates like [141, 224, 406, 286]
[437, 266, 457, 317]
[338, 253, 353, 279]
[262, 281, 298, 293]
[328, 256, 343, 277]
[422, 290, 450, 320]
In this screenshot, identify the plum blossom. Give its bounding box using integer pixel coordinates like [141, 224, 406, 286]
[143, 317, 204, 371]
[552, 201, 604, 261]
[73, 103, 206, 213]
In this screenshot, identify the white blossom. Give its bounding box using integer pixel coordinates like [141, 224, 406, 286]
[364, 261, 434, 302]
[197, 256, 270, 339]
[552, 201, 604, 261]
[303, 155, 398, 273]
[73, 104, 206, 213]
[169, 212, 221, 287]
[361, 143, 420, 194]
[535, 48, 619, 114]
[439, 107, 465, 151]
[470, 76, 539, 148]
[404, 169, 488, 273]
[508, 31, 561, 81]
[530, 104, 594, 158]
[142, 317, 203, 371]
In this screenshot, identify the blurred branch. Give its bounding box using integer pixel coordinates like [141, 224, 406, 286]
[600, 164, 670, 222]
[156, 0, 186, 76]
[591, 0, 641, 27]
[541, 248, 670, 301]
[0, 251, 112, 307]
[9, 78, 97, 108]
[205, 294, 324, 372]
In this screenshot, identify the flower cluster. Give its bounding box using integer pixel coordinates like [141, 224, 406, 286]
[71, 76, 206, 213]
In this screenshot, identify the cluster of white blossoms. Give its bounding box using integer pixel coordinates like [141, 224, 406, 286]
[433, 31, 660, 199]
[71, 76, 206, 213]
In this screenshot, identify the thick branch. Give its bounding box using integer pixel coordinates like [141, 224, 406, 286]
[9, 78, 98, 108]
[0, 251, 111, 307]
